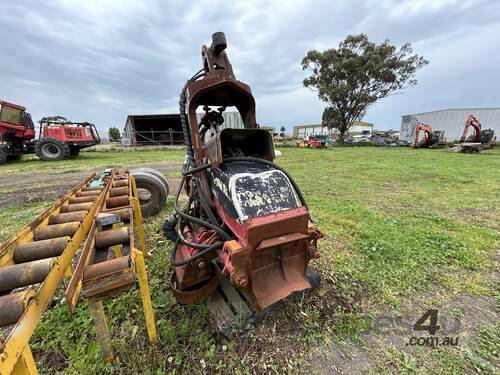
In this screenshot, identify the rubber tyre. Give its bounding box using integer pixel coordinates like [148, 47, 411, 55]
[306, 268, 322, 289]
[132, 167, 169, 197]
[0, 147, 7, 164]
[69, 147, 80, 158]
[35, 138, 70, 160]
[131, 171, 167, 217]
[7, 154, 22, 161]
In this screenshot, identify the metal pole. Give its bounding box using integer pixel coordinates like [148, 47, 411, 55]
[11, 346, 38, 375]
[133, 248, 157, 343]
[88, 299, 114, 363]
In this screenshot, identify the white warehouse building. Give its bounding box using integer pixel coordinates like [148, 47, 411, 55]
[293, 121, 373, 138]
[400, 108, 500, 143]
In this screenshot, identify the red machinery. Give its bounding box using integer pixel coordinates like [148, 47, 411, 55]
[0, 101, 100, 163]
[163, 32, 322, 319]
[0, 101, 36, 163]
[413, 121, 446, 148]
[459, 114, 482, 143]
[36, 117, 100, 159]
[453, 114, 496, 153]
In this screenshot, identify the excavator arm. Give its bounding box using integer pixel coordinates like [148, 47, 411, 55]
[414, 122, 433, 146]
[459, 115, 481, 143]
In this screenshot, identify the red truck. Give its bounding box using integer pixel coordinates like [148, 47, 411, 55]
[0, 100, 100, 163]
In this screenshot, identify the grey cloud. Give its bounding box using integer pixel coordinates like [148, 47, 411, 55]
[1, 0, 499, 133]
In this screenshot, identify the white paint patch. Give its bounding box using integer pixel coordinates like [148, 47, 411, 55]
[228, 169, 299, 222]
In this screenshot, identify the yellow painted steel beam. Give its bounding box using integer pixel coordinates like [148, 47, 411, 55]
[131, 176, 147, 256]
[11, 346, 37, 375]
[0, 175, 110, 375]
[88, 300, 114, 363]
[132, 248, 158, 343]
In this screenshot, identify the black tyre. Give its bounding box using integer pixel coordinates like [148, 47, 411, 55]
[131, 167, 169, 197]
[35, 138, 70, 160]
[7, 154, 22, 161]
[306, 268, 321, 289]
[131, 171, 167, 217]
[69, 147, 80, 158]
[0, 147, 7, 164]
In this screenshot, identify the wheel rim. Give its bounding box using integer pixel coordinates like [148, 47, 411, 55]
[41, 143, 61, 157]
[137, 187, 152, 205]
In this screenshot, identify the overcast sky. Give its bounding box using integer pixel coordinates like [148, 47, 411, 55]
[1, 0, 499, 133]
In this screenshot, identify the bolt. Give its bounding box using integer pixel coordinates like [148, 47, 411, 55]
[0, 352, 7, 361]
[197, 261, 206, 269]
[308, 244, 320, 259]
[234, 272, 248, 288]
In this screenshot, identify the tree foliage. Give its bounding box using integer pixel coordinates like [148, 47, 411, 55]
[302, 34, 428, 143]
[108, 127, 121, 142]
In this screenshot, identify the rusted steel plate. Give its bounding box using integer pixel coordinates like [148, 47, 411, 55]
[256, 232, 309, 251]
[0, 290, 36, 328]
[83, 268, 135, 299]
[0, 258, 55, 292]
[250, 240, 310, 310]
[14, 236, 70, 263]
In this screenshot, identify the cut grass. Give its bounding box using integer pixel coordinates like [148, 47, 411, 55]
[0, 147, 499, 374]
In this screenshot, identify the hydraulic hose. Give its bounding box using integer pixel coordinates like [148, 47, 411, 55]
[170, 237, 223, 267]
[173, 176, 232, 241]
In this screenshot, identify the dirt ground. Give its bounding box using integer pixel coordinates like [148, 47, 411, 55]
[0, 162, 182, 209]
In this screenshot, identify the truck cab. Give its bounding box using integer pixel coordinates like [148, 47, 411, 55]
[0, 101, 35, 141]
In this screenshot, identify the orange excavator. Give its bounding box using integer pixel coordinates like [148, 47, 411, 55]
[413, 121, 446, 148]
[451, 114, 496, 153]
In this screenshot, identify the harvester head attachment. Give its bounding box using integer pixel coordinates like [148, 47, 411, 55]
[166, 32, 322, 326]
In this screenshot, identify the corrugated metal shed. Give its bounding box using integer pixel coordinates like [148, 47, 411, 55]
[400, 108, 500, 142]
[123, 111, 245, 146]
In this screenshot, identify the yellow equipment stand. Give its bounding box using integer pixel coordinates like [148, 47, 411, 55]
[0, 174, 109, 375]
[74, 172, 157, 362]
[0, 169, 158, 373]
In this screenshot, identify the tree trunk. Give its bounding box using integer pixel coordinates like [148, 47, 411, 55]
[337, 122, 348, 145]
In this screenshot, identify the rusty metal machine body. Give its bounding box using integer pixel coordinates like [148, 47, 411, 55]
[164, 32, 321, 317]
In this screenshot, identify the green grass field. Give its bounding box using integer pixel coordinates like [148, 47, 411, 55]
[0, 147, 499, 374]
[0, 148, 185, 174]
